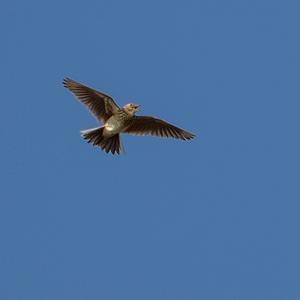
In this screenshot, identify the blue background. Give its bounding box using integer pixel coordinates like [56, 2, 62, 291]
[1, 0, 300, 299]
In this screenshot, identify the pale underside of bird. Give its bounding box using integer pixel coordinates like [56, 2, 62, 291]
[63, 78, 195, 154]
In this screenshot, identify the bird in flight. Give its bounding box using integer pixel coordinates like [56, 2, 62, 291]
[63, 78, 195, 154]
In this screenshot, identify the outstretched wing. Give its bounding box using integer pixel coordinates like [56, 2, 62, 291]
[63, 78, 120, 123]
[124, 116, 195, 140]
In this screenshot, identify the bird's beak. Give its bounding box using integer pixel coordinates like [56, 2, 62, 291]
[134, 105, 140, 110]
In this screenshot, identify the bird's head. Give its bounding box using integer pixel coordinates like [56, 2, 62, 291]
[123, 103, 140, 115]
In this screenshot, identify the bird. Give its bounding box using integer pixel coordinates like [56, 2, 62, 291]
[63, 78, 195, 154]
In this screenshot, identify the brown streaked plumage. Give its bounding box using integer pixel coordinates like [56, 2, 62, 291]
[63, 78, 195, 154]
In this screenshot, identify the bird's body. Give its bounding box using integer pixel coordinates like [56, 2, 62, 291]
[103, 111, 129, 137]
[63, 78, 195, 154]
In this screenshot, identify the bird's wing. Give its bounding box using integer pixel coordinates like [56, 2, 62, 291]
[63, 78, 120, 123]
[124, 116, 195, 140]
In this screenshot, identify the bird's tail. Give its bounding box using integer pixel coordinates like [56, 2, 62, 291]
[80, 127, 122, 155]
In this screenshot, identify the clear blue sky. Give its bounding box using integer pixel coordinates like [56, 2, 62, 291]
[1, 0, 300, 299]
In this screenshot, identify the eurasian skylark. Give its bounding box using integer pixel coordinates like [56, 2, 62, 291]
[63, 78, 195, 154]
